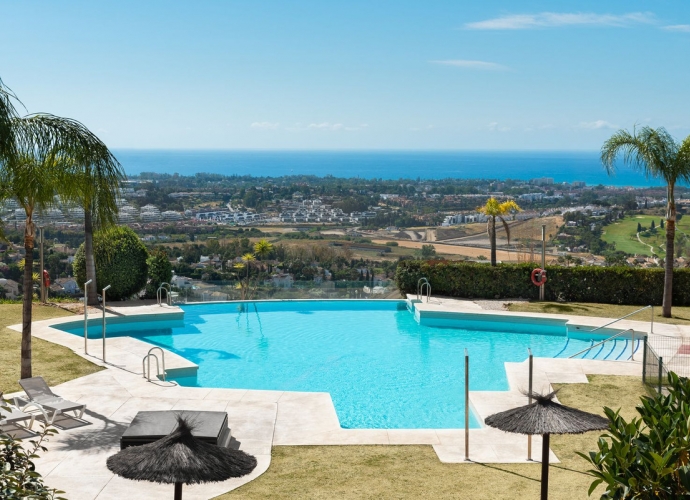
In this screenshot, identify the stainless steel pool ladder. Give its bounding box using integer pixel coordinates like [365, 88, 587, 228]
[157, 282, 172, 306]
[417, 278, 431, 303]
[142, 347, 167, 381]
[568, 328, 638, 360]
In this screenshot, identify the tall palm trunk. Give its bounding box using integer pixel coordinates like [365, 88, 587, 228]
[21, 218, 35, 379]
[490, 216, 497, 266]
[662, 183, 676, 318]
[84, 209, 98, 305]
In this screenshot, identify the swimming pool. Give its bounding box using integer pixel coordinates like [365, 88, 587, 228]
[56, 300, 617, 429]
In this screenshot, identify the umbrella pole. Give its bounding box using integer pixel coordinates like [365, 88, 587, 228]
[540, 433, 550, 500]
[174, 482, 182, 500]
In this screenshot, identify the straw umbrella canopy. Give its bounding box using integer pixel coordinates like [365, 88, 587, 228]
[107, 417, 257, 500]
[484, 391, 608, 500]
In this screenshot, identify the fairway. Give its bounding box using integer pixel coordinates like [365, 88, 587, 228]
[601, 215, 690, 257]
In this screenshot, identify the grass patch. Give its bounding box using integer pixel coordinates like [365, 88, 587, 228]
[219, 376, 646, 500]
[0, 304, 103, 393]
[506, 301, 690, 325]
[601, 215, 690, 257]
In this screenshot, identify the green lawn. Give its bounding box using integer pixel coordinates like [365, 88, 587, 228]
[601, 215, 690, 257]
[506, 301, 690, 325]
[0, 304, 103, 393]
[219, 376, 648, 500]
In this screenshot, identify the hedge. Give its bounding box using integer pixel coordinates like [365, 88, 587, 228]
[396, 260, 690, 306]
[73, 227, 149, 301]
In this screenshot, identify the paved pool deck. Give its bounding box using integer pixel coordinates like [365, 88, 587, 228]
[5, 298, 674, 500]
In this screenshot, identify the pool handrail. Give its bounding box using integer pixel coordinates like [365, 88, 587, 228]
[157, 282, 172, 306]
[589, 305, 653, 334]
[568, 328, 635, 359]
[142, 347, 167, 382]
[417, 278, 431, 303]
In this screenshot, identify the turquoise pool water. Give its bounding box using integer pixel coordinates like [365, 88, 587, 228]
[58, 300, 603, 429]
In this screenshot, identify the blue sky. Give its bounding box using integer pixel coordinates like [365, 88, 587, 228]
[1, 1, 689, 150]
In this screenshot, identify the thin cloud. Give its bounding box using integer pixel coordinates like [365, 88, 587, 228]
[488, 122, 511, 132]
[465, 12, 655, 30]
[286, 122, 366, 132]
[579, 120, 618, 130]
[250, 121, 280, 130]
[663, 24, 690, 32]
[431, 60, 508, 70]
[308, 122, 343, 130]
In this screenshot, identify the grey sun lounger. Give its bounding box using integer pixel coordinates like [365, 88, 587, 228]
[17, 377, 86, 425]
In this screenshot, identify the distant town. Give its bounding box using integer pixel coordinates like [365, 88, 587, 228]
[1, 172, 689, 300]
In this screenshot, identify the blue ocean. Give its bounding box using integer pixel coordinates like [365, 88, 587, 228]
[114, 150, 664, 187]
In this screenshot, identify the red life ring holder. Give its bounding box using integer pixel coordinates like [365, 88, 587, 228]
[531, 268, 547, 287]
[42, 269, 50, 288]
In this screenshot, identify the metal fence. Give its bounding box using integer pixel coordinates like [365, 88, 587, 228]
[171, 280, 401, 303]
[643, 334, 690, 393]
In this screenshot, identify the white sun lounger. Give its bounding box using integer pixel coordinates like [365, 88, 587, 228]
[1, 392, 48, 432]
[17, 377, 86, 425]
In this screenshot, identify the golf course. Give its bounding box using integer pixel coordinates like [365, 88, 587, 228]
[601, 214, 690, 257]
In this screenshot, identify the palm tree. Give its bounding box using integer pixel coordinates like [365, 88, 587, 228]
[61, 151, 123, 305]
[602, 126, 690, 317]
[0, 79, 121, 377]
[253, 239, 273, 272]
[478, 197, 521, 266]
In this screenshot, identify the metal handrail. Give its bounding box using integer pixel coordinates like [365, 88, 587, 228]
[417, 278, 431, 303]
[589, 305, 653, 333]
[569, 329, 635, 359]
[157, 282, 171, 306]
[142, 347, 167, 381]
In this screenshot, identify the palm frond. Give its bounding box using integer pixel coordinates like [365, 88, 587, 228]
[601, 126, 680, 183]
[12, 114, 124, 228]
[0, 78, 22, 160]
[675, 135, 690, 185]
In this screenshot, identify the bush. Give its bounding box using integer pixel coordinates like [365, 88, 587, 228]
[580, 372, 690, 498]
[395, 260, 690, 305]
[144, 250, 173, 299]
[385, 241, 399, 247]
[73, 227, 149, 301]
[0, 412, 65, 499]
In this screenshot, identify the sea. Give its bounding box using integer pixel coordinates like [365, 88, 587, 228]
[113, 150, 665, 188]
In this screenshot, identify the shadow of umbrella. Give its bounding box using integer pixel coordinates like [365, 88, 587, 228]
[107, 416, 256, 500]
[484, 391, 608, 500]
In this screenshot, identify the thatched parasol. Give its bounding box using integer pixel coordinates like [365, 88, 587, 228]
[107, 417, 257, 500]
[484, 391, 608, 500]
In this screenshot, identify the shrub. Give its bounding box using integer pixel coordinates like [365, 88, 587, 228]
[144, 250, 173, 299]
[385, 241, 399, 246]
[73, 227, 149, 301]
[579, 372, 690, 498]
[0, 413, 65, 499]
[395, 260, 690, 305]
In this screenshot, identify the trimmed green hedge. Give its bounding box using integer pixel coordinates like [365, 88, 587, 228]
[73, 227, 149, 301]
[396, 260, 690, 306]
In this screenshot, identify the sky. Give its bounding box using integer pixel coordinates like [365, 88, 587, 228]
[1, 0, 689, 150]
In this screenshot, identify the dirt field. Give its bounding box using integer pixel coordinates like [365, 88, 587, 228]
[372, 239, 519, 261]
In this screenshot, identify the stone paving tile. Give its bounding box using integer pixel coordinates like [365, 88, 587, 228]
[204, 387, 248, 401]
[387, 429, 441, 445]
[47, 475, 113, 500]
[546, 371, 589, 383]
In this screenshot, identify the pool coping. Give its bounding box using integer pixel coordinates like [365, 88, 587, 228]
[6, 298, 669, 499]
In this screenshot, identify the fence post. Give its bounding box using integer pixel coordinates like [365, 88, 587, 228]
[658, 356, 663, 394]
[642, 336, 648, 384]
[464, 348, 469, 461]
[527, 348, 533, 461]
